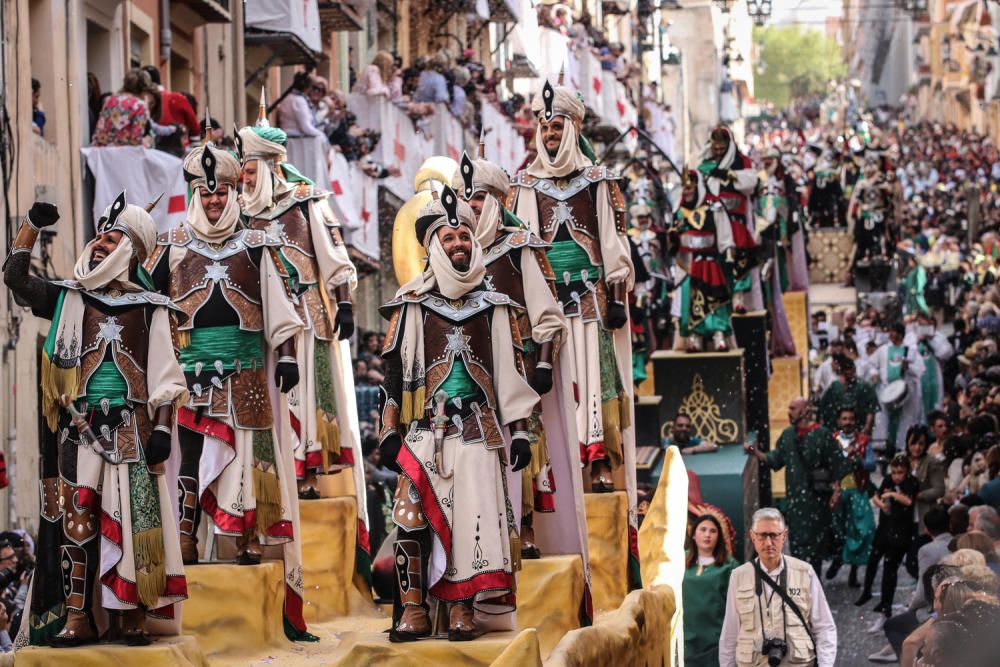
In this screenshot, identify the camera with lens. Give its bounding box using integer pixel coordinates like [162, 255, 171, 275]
[761, 636, 788, 666]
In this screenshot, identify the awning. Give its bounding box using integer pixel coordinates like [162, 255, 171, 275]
[174, 0, 231, 23]
[245, 0, 322, 54]
[318, 1, 366, 32]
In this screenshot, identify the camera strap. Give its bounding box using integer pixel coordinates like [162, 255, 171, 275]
[754, 559, 817, 653]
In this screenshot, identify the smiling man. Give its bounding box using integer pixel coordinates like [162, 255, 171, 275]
[378, 185, 539, 642]
[452, 147, 588, 581]
[4, 194, 189, 647]
[145, 144, 313, 640]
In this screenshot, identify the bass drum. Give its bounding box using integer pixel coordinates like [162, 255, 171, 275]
[878, 379, 908, 411]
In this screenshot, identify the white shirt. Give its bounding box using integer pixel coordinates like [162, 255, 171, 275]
[718, 558, 838, 667]
[813, 358, 838, 395]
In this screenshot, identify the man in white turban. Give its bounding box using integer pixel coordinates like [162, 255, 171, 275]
[145, 144, 314, 640]
[510, 78, 641, 593]
[453, 146, 593, 619]
[237, 121, 371, 591]
[4, 194, 189, 646]
[378, 185, 538, 642]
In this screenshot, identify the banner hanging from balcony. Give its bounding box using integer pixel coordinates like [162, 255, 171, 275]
[81, 146, 187, 234]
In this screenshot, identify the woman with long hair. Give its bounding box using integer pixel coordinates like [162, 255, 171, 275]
[682, 513, 737, 667]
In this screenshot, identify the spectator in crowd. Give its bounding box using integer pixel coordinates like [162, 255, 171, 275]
[31, 78, 45, 137]
[91, 68, 157, 147]
[414, 51, 450, 104]
[87, 72, 104, 138]
[906, 425, 946, 534]
[357, 331, 380, 365]
[277, 71, 326, 139]
[141, 65, 201, 156]
[663, 412, 718, 455]
[682, 513, 736, 667]
[719, 508, 837, 667]
[353, 51, 402, 100]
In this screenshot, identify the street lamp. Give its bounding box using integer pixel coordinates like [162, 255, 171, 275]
[714, 0, 735, 13]
[748, 0, 772, 26]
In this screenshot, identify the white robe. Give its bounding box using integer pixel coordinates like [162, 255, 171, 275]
[871, 342, 925, 451]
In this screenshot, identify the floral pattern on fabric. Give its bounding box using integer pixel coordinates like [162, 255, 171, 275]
[92, 94, 149, 147]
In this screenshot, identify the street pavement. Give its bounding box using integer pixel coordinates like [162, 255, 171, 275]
[822, 558, 917, 666]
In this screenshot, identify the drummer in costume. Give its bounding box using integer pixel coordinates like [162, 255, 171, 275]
[509, 75, 641, 591]
[5, 197, 188, 646]
[872, 322, 925, 452]
[697, 126, 759, 314]
[145, 145, 315, 640]
[905, 312, 953, 417]
[378, 186, 538, 641]
[667, 168, 736, 352]
[827, 405, 875, 588]
[454, 145, 592, 620]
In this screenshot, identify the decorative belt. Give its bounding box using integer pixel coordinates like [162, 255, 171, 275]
[679, 234, 716, 250]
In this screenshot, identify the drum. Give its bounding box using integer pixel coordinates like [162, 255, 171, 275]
[878, 379, 908, 411]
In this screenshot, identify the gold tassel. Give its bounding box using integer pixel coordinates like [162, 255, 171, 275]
[176, 330, 191, 349]
[253, 467, 283, 533]
[401, 387, 426, 425]
[40, 354, 79, 433]
[602, 397, 624, 468]
[133, 527, 166, 609]
[315, 409, 342, 471]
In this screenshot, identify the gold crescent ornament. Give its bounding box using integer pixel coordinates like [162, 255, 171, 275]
[392, 156, 459, 285]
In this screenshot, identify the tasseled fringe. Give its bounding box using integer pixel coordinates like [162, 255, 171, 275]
[315, 409, 341, 470]
[520, 432, 548, 517]
[176, 330, 191, 349]
[40, 353, 79, 433]
[253, 467, 283, 533]
[601, 397, 624, 469]
[400, 387, 425, 426]
[133, 527, 166, 609]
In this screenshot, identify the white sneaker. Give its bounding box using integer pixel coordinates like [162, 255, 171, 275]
[868, 644, 897, 663]
[865, 616, 886, 634]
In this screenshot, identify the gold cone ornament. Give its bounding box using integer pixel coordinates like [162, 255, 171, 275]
[391, 156, 459, 285]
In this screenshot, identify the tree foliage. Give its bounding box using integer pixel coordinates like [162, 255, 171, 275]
[754, 25, 846, 108]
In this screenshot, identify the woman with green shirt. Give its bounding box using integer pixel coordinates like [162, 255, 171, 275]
[682, 513, 738, 667]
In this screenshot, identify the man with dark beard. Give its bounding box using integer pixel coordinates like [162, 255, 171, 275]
[453, 145, 592, 620]
[378, 186, 539, 642]
[4, 195, 189, 646]
[510, 74, 640, 594]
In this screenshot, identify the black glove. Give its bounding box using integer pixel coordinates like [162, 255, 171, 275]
[335, 302, 355, 341]
[145, 429, 172, 466]
[709, 168, 729, 180]
[607, 301, 628, 329]
[28, 201, 59, 228]
[381, 433, 403, 473]
[275, 360, 300, 393]
[531, 366, 553, 395]
[510, 438, 532, 472]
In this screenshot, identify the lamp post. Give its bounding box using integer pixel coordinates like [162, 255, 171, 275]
[748, 0, 772, 27]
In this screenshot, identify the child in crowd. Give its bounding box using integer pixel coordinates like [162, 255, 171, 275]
[855, 454, 919, 627]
